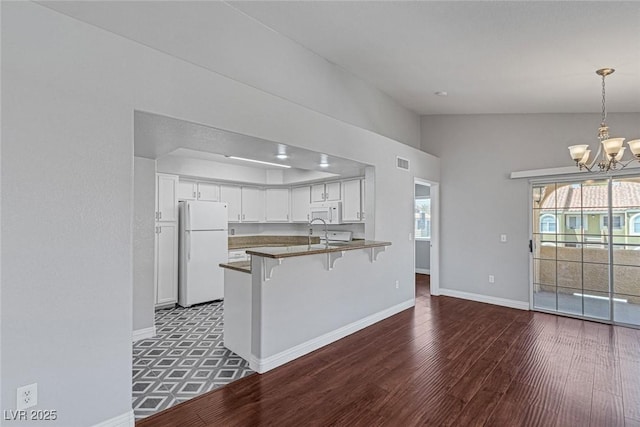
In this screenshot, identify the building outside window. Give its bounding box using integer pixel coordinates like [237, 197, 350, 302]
[601, 214, 625, 230]
[566, 214, 588, 231]
[540, 214, 556, 233]
[630, 213, 640, 235]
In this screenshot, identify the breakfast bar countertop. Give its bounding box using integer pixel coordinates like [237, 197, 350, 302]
[244, 240, 391, 259]
[219, 260, 251, 274]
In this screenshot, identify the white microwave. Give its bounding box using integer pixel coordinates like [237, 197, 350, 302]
[309, 201, 342, 224]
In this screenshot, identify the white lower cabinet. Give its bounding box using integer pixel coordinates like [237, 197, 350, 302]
[220, 185, 242, 222]
[155, 222, 178, 307]
[291, 186, 310, 222]
[265, 188, 290, 222]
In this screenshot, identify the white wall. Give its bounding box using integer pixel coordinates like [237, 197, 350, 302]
[1, 3, 439, 425]
[133, 157, 156, 333]
[421, 113, 640, 304]
[415, 240, 430, 271]
[38, 1, 421, 148]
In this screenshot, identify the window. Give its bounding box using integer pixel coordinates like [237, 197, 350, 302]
[565, 214, 588, 231]
[630, 214, 640, 235]
[415, 197, 431, 239]
[601, 214, 624, 230]
[540, 214, 556, 233]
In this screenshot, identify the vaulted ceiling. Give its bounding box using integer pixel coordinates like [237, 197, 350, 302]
[41, 1, 640, 116]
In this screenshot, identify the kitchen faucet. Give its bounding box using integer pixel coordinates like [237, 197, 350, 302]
[309, 218, 329, 248]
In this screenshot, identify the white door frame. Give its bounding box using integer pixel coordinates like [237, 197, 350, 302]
[414, 178, 439, 296]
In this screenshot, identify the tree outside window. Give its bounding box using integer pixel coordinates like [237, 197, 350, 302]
[415, 198, 431, 239]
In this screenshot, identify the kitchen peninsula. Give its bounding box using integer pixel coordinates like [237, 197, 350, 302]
[220, 239, 392, 373]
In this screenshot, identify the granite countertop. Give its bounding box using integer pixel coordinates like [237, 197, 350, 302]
[245, 240, 391, 259]
[219, 260, 251, 274]
[229, 235, 320, 250]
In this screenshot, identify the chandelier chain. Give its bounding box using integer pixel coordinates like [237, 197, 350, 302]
[601, 73, 607, 124]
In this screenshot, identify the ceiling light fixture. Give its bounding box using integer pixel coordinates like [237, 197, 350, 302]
[568, 68, 640, 172]
[319, 154, 329, 168]
[276, 144, 289, 160]
[227, 156, 291, 168]
[434, 91, 448, 97]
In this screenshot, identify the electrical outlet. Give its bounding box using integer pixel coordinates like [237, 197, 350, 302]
[500, 234, 507, 243]
[488, 275, 495, 284]
[16, 383, 37, 410]
[395, 280, 399, 289]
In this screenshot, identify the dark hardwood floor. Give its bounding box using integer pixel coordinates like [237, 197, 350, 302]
[138, 274, 640, 426]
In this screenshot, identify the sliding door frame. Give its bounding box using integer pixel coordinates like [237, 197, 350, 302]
[529, 172, 640, 328]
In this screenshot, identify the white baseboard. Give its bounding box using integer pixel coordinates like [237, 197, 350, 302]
[132, 326, 156, 342]
[249, 299, 415, 373]
[415, 268, 430, 275]
[439, 288, 529, 311]
[91, 410, 134, 427]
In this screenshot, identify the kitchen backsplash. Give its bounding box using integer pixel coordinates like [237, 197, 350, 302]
[229, 222, 365, 239]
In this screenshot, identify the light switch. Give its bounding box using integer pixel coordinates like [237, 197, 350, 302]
[500, 234, 507, 243]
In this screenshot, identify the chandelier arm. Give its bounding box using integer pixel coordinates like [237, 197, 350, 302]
[616, 159, 636, 170]
[586, 142, 603, 170]
[581, 163, 595, 172]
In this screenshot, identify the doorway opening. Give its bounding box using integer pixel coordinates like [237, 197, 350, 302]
[414, 179, 439, 296]
[531, 176, 640, 328]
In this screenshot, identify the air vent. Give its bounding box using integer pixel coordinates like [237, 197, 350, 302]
[396, 156, 410, 171]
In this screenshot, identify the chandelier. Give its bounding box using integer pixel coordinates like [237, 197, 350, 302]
[568, 68, 640, 172]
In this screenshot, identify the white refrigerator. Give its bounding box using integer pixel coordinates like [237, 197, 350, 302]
[178, 201, 228, 307]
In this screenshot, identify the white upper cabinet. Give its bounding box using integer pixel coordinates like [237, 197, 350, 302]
[178, 179, 220, 202]
[265, 188, 290, 222]
[310, 184, 325, 203]
[156, 174, 178, 222]
[342, 179, 363, 222]
[291, 186, 311, 222]
[177, 179, 197, 201]
[241, 187, 265, 222]
[197, 182, 220, 201]
[220, 185, 242, 222]
[326, 182, 341, 201]
[311, 182, 341, 202]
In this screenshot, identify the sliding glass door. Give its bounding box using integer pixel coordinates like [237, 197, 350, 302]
[531, 177, 640, 327]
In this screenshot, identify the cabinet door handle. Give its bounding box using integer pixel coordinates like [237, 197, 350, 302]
[357, 212, 360, 219]
[198, 192, 201, 199]
[193, 191, 196, 198]
[242, 214, 245, 220]
[158, 211, 162, 220]
[361, 212, 365, 220]
[286, 213, 289, 221]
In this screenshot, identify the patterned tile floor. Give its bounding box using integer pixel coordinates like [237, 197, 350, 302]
[132, 300, 254, 420]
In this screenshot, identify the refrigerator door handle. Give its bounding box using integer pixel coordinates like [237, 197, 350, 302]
[187, 202, 191, 231]
[187, 231, 191, 261]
